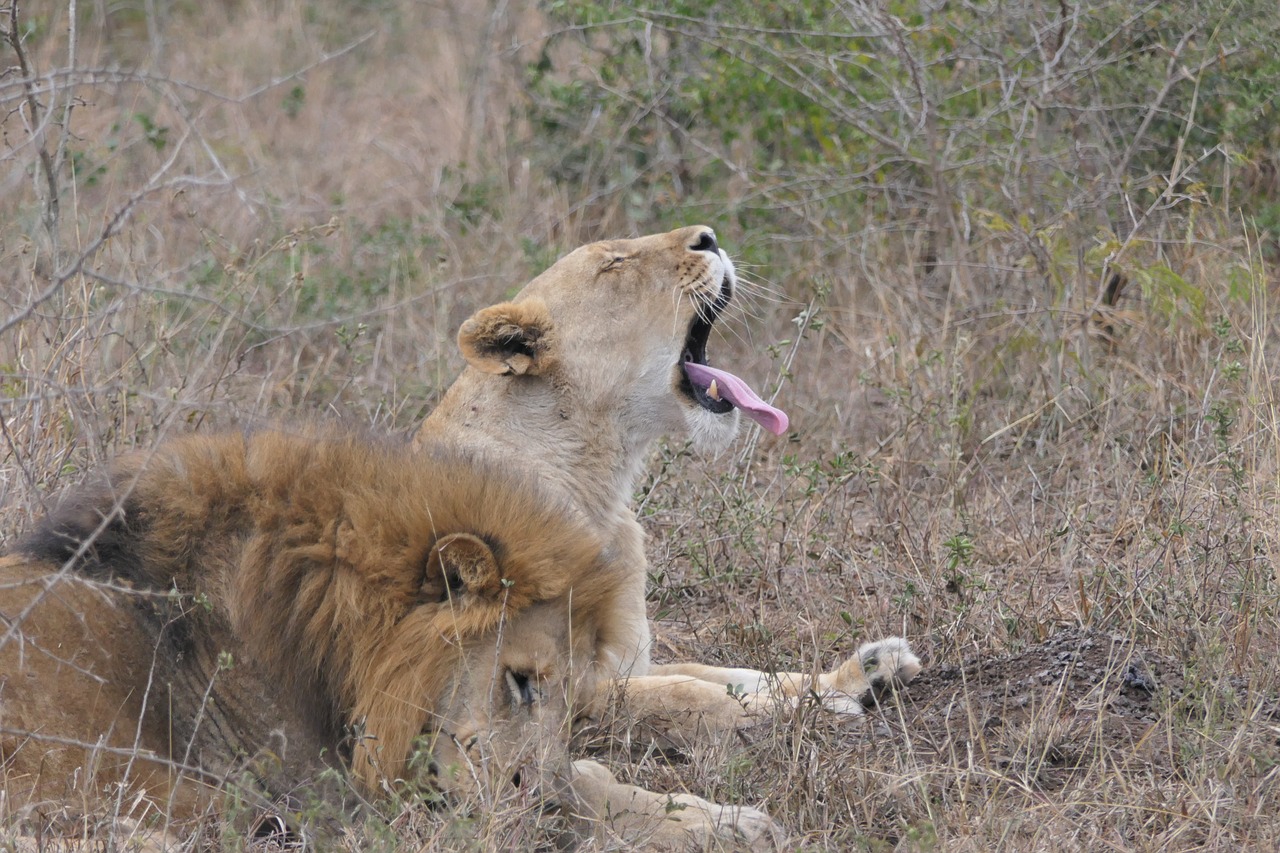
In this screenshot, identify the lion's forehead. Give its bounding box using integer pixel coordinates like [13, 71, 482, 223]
[494, 616, 567, 674]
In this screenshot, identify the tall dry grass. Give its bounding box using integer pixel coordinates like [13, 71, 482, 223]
[2, 0, 1278, 849]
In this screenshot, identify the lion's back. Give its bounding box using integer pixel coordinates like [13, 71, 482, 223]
[0, 555, 203, 812]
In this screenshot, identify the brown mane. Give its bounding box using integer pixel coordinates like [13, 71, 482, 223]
[14, 425, 614, 795]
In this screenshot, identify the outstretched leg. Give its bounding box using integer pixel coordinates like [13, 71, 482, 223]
[603, 637, 921, 750]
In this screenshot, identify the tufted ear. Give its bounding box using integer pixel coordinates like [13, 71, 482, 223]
[457, 299, 555, 376]
[425, 532, 503, 602]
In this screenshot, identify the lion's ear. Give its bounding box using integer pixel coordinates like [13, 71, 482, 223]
[426, 532, 503, 601]
[457, 299, 555, 376]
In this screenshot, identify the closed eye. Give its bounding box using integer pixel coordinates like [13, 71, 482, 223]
[600, 254, 628, 272]
[505, 669, 538, 708]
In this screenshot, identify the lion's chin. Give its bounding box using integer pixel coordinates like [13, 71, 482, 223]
[684, 406, 741, 456]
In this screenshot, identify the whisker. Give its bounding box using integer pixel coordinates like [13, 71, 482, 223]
[733, 269, 789, 305]
[671, 288, 687, 342]
[727, 276, 798, 331]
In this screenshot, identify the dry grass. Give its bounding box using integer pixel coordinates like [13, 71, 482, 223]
[3, 1, 1279, 850]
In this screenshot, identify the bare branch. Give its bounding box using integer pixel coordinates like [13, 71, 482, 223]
[6, 0, 61, 259]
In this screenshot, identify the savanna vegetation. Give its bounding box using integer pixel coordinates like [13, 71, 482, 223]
[2, 0, 1278, 849]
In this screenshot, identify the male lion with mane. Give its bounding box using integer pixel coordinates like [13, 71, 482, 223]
[0, 427, 771, 848]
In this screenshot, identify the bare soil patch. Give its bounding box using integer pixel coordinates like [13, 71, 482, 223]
[893, 629, 1186, 783]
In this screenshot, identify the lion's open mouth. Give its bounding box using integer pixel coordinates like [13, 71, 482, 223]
[679, 275, 790, 436]
[680, 281, 735, 416]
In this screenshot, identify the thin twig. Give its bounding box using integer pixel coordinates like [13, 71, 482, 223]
[7, 0, 61, 259]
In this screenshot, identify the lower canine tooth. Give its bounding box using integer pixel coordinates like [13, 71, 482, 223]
[707, 379, 720, 401]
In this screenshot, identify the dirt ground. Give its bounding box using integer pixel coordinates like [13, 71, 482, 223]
[890, 629, 1196, 783]
[841, 628, 1280, 848]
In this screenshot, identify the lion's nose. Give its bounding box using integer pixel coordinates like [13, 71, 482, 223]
[690, 231, 718, 254]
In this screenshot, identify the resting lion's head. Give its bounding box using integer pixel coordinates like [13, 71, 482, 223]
[348, 530, 589, 801]
[415, 598, 578, 800]
[454, 226, 787, 456]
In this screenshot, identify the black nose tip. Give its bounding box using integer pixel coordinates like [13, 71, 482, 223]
[690, 231, 718, 253]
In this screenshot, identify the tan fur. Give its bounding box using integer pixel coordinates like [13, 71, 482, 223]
[417, 226, 750, 676]
[1, 428, 626, 822]
[414, 226, 922, 844]
[0, 556, 205, 818]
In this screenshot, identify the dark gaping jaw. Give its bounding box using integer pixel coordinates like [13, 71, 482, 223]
[679, 276, 734, 415]
[678, 272, 791, 436]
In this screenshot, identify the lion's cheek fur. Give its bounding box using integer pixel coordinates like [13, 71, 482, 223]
[232, 563, 516, 793]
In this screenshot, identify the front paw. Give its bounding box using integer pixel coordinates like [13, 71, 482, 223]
[858, 636, 922, 692]
[822, 636, 922, 713]
[665, 796, 783, 851]
[567, 759, 783, 850]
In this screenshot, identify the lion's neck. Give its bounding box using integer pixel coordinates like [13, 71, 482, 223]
[418, 373, 647, 522]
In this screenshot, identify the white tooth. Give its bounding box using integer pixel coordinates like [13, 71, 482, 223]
[707, 379, 720, 401]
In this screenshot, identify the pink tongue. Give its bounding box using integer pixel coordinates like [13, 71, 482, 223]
[683, 362, 789, 435]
